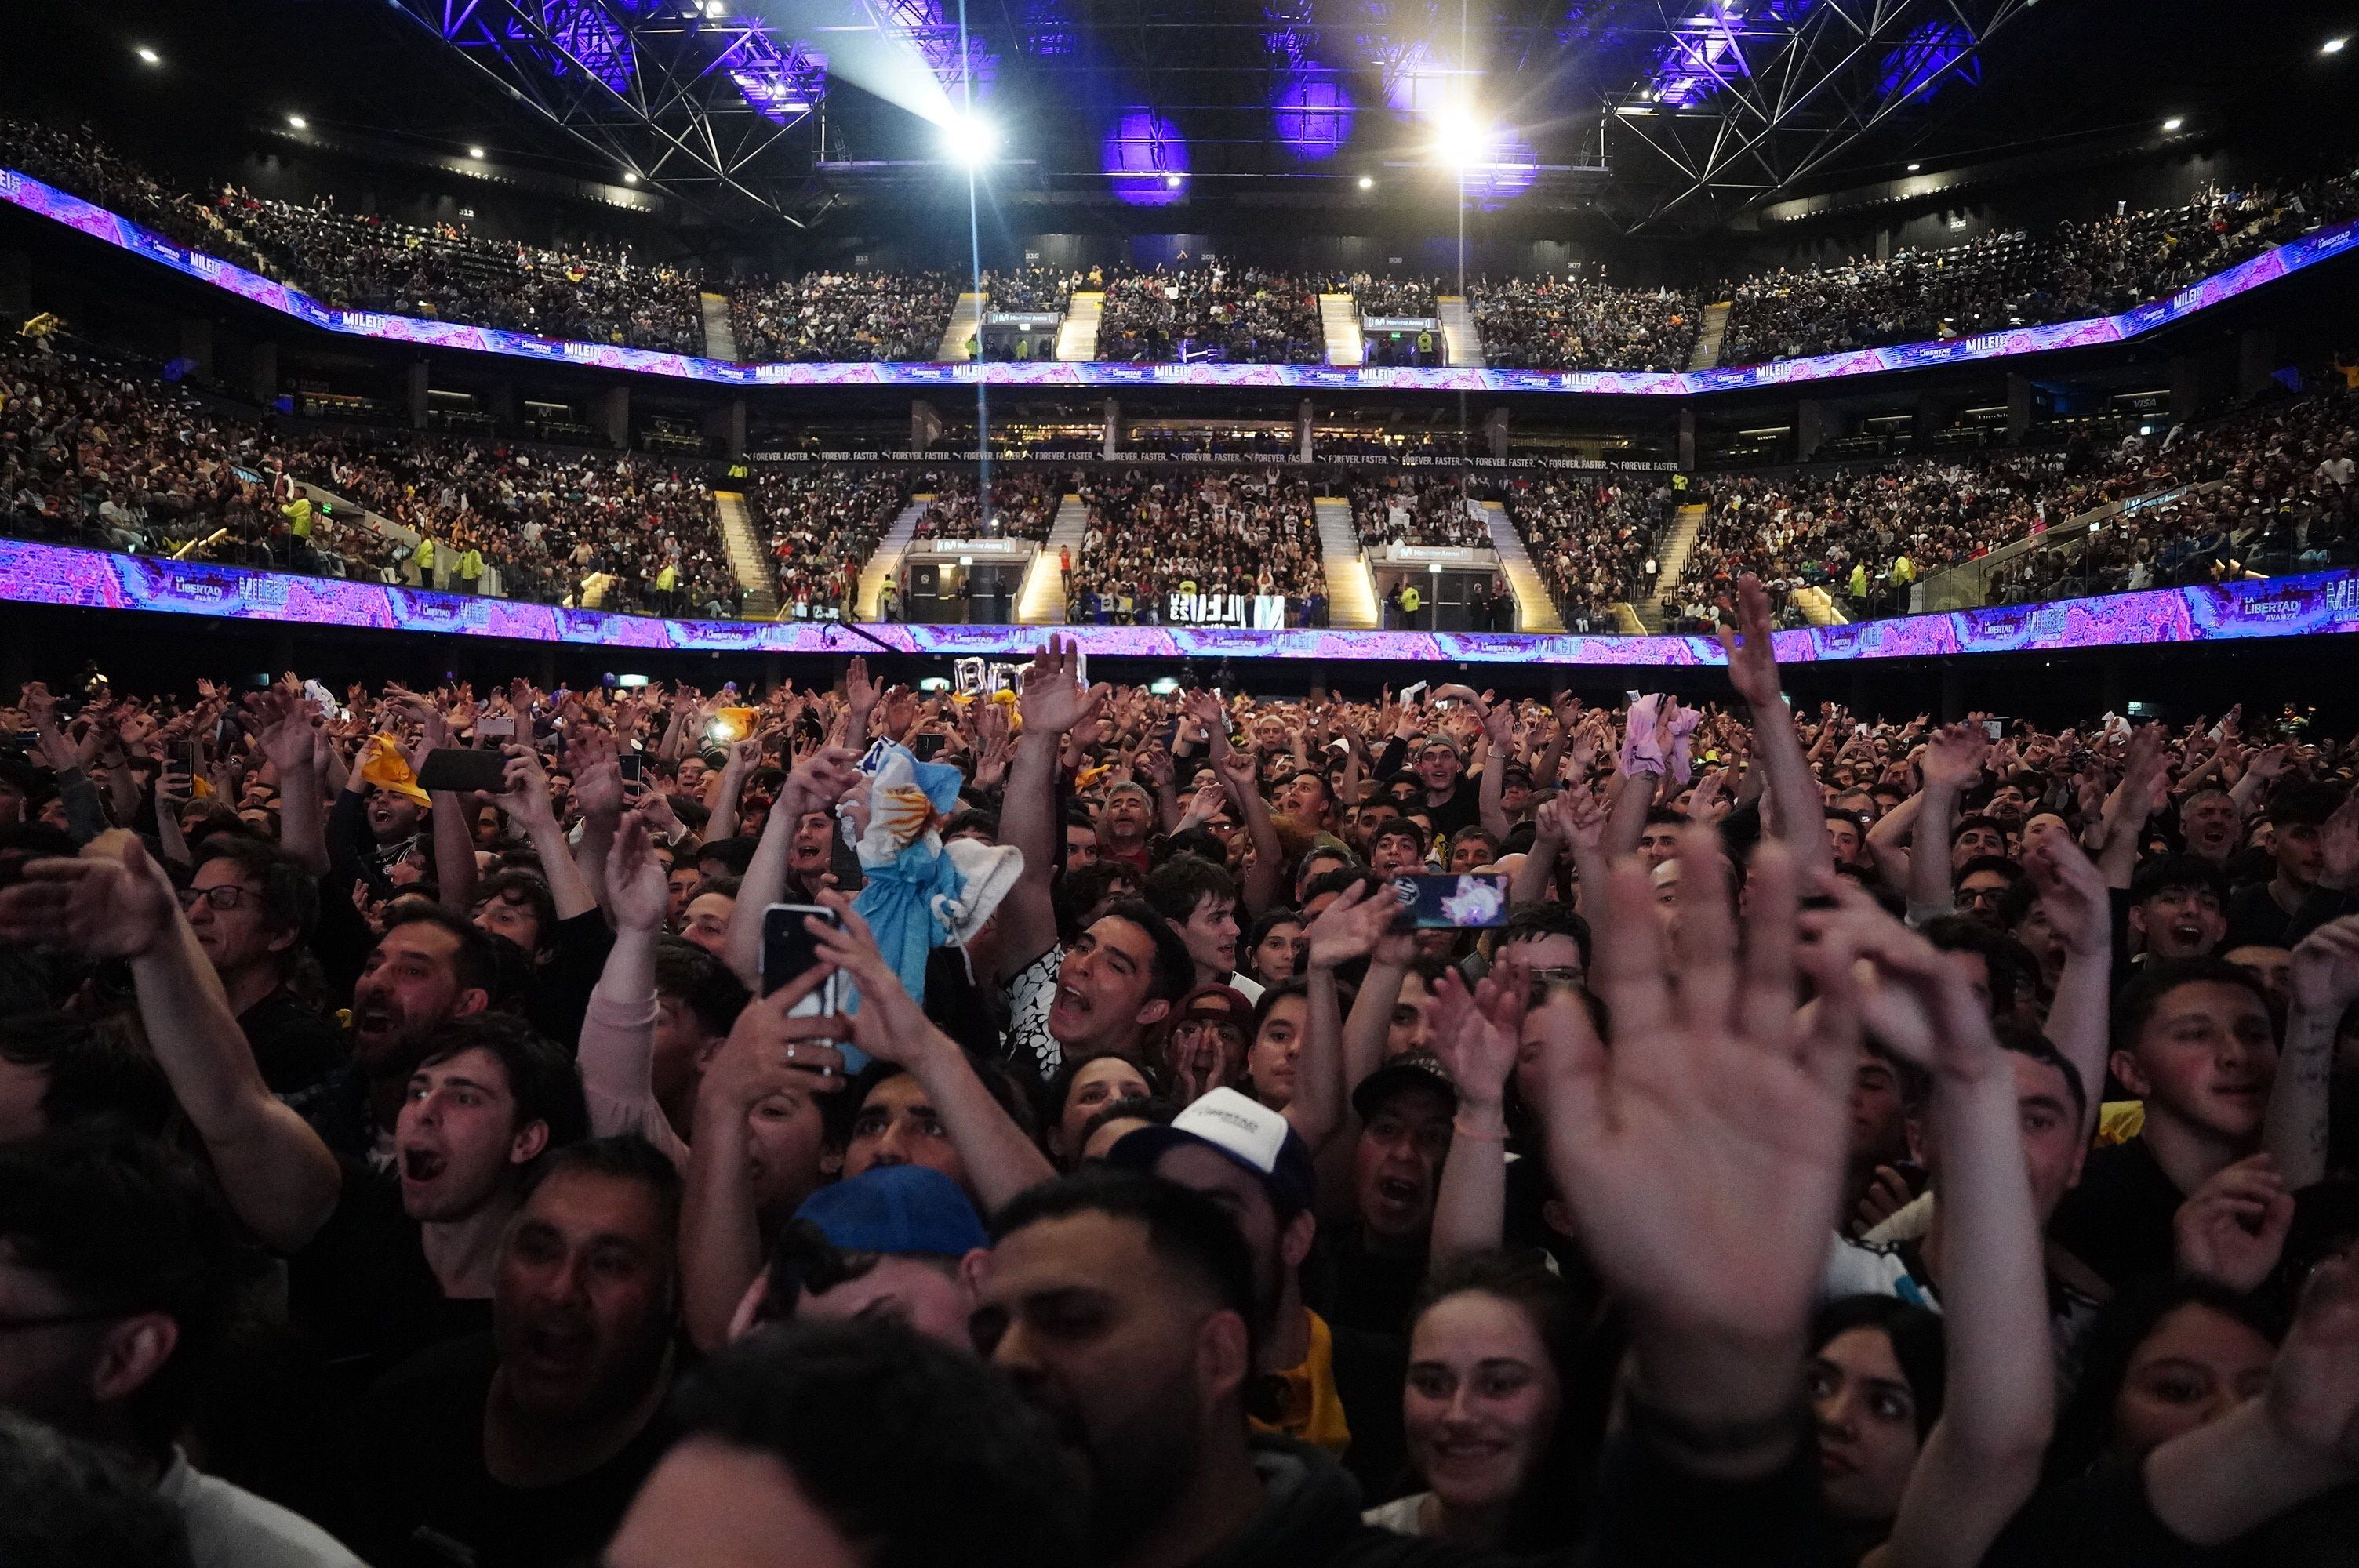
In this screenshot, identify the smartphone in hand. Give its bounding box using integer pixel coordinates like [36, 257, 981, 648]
[761, 903, 863, 1069]
[1387, 872, 1511, 931]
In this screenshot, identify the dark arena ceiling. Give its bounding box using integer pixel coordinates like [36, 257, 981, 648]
[9, 0, 2354, 234]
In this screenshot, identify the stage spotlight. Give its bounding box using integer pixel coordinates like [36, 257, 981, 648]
[1358, 174, 1374, 190]
[1434, 111, 1492, 170]
[468, 146, 487, 159]
[288, 114, 307, 129]
[135, 45, 160, 64]
[2161, 117, 2183, 131]
[622, 170, 639, 184]
[944, 111, 1001, 167]
[1163, 172, 1183, 189]
[1905, 162, 1920, 172]
[2324, 36, 2348, 53]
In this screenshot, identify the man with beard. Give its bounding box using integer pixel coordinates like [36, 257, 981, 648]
[1108, 1090, 1407, 1498]
[287, 1014, 589, 1394]
[286, 906, 504, 1167]
[346, 1137, 680, 1566]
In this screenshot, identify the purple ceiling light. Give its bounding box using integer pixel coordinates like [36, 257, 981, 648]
[540, 0, 635, 92]
[1271, 64, 1355, 159]
[1103, 108, 1190, 205]
[716, 27, 828, 120]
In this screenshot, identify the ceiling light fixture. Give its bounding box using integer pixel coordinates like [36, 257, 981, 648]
[135, 45, 160, 64]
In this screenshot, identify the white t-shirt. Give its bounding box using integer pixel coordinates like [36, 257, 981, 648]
[157, 1449, 366, 1568]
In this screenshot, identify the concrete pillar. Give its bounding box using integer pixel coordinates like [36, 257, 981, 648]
[912, 399, 943, 450]
[177, 316, 215, 378]
[0, 249, 27, 321]
[1797, 399, 1828, 462]
[1677, 407, 1696, 471]
[2237, 329, 2281, 398]
[245, 341, 278, 407]
[1483, 408, 1510, 459]
[2005, 375, 2033, 442]
[406, 360, 431, 430]
[1298, 399, 1314, 463]
[1103, 397, 1120, 460]
[2168, 356, 2206, 424]
[601, 386, 631, 450]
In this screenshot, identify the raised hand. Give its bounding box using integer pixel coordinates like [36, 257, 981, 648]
[605, 811, 673, 933]
[778, 745, 860, 822]
[0, 829, 181, 962]
[1533, 833, 1849, 1428]
[2288, 914, 2359, 1016]
[1302, 880, 1406, 972]
[2023, 831, 2110, 958]
[1019, 636, 1109, 737]
[2316, 796, 2359, 892]
[700, 964, 849, 1113]
[808, 894, 937, 1069]
[844, 655, 880, 720]
[494, 742, 557, 825]
[2264, 1255, 2359, 1467]
[1428, 952, 1529, 1112]
[2174, 1154, 2295, 1295]
[253, 686, 318, 775]
[1714, 573, 1785, 710]
[1920, 722, 1991, 791]
[565, 724, 625, 826]
[1801, 874, 1994, 1086]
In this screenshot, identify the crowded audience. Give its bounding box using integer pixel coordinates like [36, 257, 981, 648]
[0, 595, 2352, 1564]
[1500, 470, 1690, 630]
[1470, 270, 1703, 372]
[751, 466, 908, 619]
[1065, 468, 1327, 622]
[1353, 474, 1493, 548]
[1096, 263, 1325, 365]
[728, 270, 959, 363]
[908, 468, 1069, 543]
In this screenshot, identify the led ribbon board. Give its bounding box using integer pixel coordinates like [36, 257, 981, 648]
[2, 167, 2353, 395]
[5, 540, 2354, 666]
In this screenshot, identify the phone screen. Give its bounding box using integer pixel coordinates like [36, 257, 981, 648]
[1388, 872, 1512, 931]
[416, 747, 511, 795]
[912, 731, 948, 762]
[618, 753, 644, 783]
[1982, 719, 2005, 741]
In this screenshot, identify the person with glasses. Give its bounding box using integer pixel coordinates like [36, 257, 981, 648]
[183, 837, 344, 1095]
[0, 1127, 363, 1567]
[1953, 855, 2027, 932]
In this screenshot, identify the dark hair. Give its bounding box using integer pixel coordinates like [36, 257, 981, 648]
[518, 1134, 684, 1254]
[1414, 1249, 1610, 1552]
[2045, 1278, 2281, 1481]
[1245, 908, 1305, 978]
[0, 1410, 194, 1568]
[1497, 901, 1594, 970]
[1249, 977, 1311, 1050]
[1448, 826, 1501, 860]
[1992, 1018, 2089, 1123]
[2266, 780, 2346, 829]
[1093, 897, 1198, 1006]
[189, 837, 318, 970]
[1045, 1050, 1163, 1131]
[378, 902, 505, 1000]
[0, 1013, 172, 1136]
[1952, 854, 2024, 891]
[1810, 1294, 1946, 1440]
[2128, 852, 2229, 909]
[668, 1319, 1088, 1568]
[1919, 915, 2032, 1014]
[991, 1169, 1257, 1367]
[414, 1014, 591, 1157]
[1644, 806, 1687, 829]
[942, 808, 999, 843]
[1949, 814, 2005, 845]
[0, 1129, 234, 1446]
[696, 836, 759, 876]
[652, 936, 752, 1039]
[1370, 816, 1430, 854]
[1303, 866, 1387, 906]
[1158, 826, 1232, 866]
[472, 869, 559, 954]
[694, 874, 743, 904]
[1143, 855, 1239, 931]
[1077, 1094, 1175, 1160]
[2113, 956, 2271, 1057]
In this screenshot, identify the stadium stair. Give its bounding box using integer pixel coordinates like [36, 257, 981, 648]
[1636, 502, 1707, 633]
[1319, 294, 1365, 367]
[1685, 301, 1732, 372]
[1790, 585, 1850, 626]
[699, 292, 739, 361]
[936, 293, 985, 362]
[1480, 501, 1566, 635]
[1314, 499, 1383, 630]
[713, 491, 779, 618]
[854, 495, 932, 620]
[1056, 293, 1104, 361]
[1016, 494, 1089, 624]
[1435, 296, 1487, 368]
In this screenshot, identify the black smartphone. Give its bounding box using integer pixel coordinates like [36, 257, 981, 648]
[761, 904, 859, 1067]
[618, 752, 645, 784]
[416, 747, 511, 795]
[1387, 872, 1512, 931]
[911, 731, 948, 762]
[177, 741, 200, 778]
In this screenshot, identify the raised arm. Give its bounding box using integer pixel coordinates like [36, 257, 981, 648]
[2268, 915, 2359, 1190]
[2023, 833, 2117, 1144]
[492, 743, 598, 922]
[814, 898, 1056, 1214]
[1211, 742, 1283, 919]
[0, 832, 340, 1251]
[579, 813, 686, 1158]
[1287, 884, 1398, 1152]
[997, 637, 1108, 983]
[722, 745, 860, 991]
[253, 686, 330, 877]
[1425, 953, 1528, 1271]
[1717, 575, 1834, 883]
[1477, 698, 1516, 845]
[1908, 724, 1989, 924]
[1812, 884, 2053, 1568]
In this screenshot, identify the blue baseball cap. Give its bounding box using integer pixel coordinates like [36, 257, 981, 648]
[793, 1166, 989, 1258]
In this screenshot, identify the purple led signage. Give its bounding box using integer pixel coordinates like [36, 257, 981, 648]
[2, 165, 2352, 396]
[1103, 109, 1190, 205]
[6, 540, 2354, 668]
